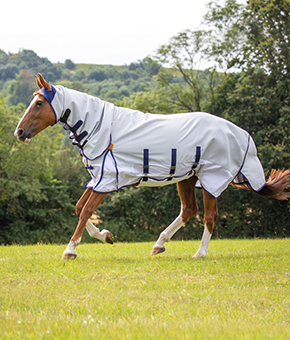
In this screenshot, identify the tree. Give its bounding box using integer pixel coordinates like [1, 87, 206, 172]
[118, 85, 183, 114]
[205, 0, 290, 82]
[203, 0, 290, 238]
[64, 59, 76, 70]
[0, 96, 84, 244]
[87, 68, 107, 81]
[0, 49, 8, 65]
[141, 57, 161, 76]
[0, 64, 19, 81]
[154, 29, 219, 112]
[6, 69, 36, 106]
[242, 0, 290, 76]
[118, 0, 290, 240]
[203, 0, 246, 71]
[204, 0, 290, 166]
[7, 49, 62, 82]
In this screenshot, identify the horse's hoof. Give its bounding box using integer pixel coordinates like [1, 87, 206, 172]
[105, 231, 114, 245]
[192, 252, 206, 259]
[150, 246, 166, 256]
[62, 253, 77, 260]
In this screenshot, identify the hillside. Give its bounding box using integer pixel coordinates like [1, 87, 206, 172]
[0, 49, 160, 106]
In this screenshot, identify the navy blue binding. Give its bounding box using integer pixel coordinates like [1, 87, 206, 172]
[192, 146, 201, 169]
[143, 149, 149, 181]
[92, 149, 119, 192]
[167, 148, 177, 181]
[111, 150, 119, 190]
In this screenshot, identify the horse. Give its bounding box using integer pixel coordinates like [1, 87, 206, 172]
[15, 73, 290, 260]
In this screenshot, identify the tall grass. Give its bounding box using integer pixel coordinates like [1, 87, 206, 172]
[0, 239, 290, 339]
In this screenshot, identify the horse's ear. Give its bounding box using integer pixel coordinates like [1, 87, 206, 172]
[36, 73, 52, 91]
[35, 74, 43, 89]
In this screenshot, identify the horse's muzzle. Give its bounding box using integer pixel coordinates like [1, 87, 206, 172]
[15, 128, 32, 143]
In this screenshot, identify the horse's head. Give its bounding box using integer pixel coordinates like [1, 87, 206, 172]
[14, 73, 56, 143]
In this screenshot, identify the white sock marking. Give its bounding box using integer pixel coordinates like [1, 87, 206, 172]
[86, 219, 102, 238]
[63, 237, 81, 256]
[193, 225, 212, 258]
[86, 219, 110, 243]
[153, 214, 184, 249]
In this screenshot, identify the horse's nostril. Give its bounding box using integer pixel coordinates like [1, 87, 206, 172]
[17, 129, 24, 138]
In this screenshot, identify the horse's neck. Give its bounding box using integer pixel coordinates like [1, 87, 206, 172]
[64, 87, 105, 124]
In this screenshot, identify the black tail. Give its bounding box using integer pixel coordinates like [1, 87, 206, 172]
[232, 169, 290, 200]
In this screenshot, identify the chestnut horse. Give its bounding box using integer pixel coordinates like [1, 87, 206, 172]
[15, 74, 290, 260]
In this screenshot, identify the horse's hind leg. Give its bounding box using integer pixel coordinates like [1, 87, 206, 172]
[151, 176, 198, 255]
[193, 190, 218, 258]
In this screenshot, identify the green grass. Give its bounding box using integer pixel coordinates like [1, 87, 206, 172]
[0, 239, 290, 339]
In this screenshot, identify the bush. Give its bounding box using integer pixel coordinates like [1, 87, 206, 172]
[87, 68, 107, 81]
[0, 64, 19, 81]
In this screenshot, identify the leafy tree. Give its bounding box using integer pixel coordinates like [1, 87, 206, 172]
[203, 0, 290, 238]
[111, 0, 290, 241]
[242, 0, 290, 75]
[57, 80, 87, 92]
[0, 49, 8, 65]
[129, 58, 161, 76]
[87, 68, 107, 81]
[205, 0, 290, 168]
[203, 0, 246, 71]
[71, 70, 86, 81]
[0, 64, 19, 81]
[118, 85, 130, 98]
[118, 85, 184, 114]
[129, 61, 142, 71]
[205, 0, 290, 80]
[7, 49, 62, 82]
[154, 29, 219, 112]
[141, 57, 161, 76]
[6, 69, 36, 106]
[0, 96, 80, 244]
[64, 59, 76, 70]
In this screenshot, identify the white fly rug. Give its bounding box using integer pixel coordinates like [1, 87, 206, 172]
[39, 85, 266, 198]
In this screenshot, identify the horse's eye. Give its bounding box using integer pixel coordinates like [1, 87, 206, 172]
[36, 101, 43, 107]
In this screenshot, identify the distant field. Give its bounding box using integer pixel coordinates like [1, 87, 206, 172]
[1, 239, 290, 339]
[74, 63, 123, 72]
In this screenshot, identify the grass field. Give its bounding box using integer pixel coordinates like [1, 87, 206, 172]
[0, 239, 290, 339]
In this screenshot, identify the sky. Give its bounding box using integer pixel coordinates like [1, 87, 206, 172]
[1, 0, 210, 65]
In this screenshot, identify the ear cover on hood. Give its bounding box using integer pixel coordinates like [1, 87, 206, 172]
[39, 85, 65, 124]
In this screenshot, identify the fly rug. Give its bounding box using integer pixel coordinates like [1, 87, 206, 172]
[15, 74, 290, 260]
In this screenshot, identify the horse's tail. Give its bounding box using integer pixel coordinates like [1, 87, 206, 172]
[232, 169, 290, 200]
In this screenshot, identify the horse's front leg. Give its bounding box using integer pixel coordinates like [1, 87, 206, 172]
[62, 191, 107, 260]
[193, 190, 218, 258]
[76, 189, 113, 244]
[86, 219, 113, 244]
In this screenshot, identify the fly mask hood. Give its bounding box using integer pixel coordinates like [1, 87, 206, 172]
[39, 85, 65, 124]
[39, 85, 116, 159]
